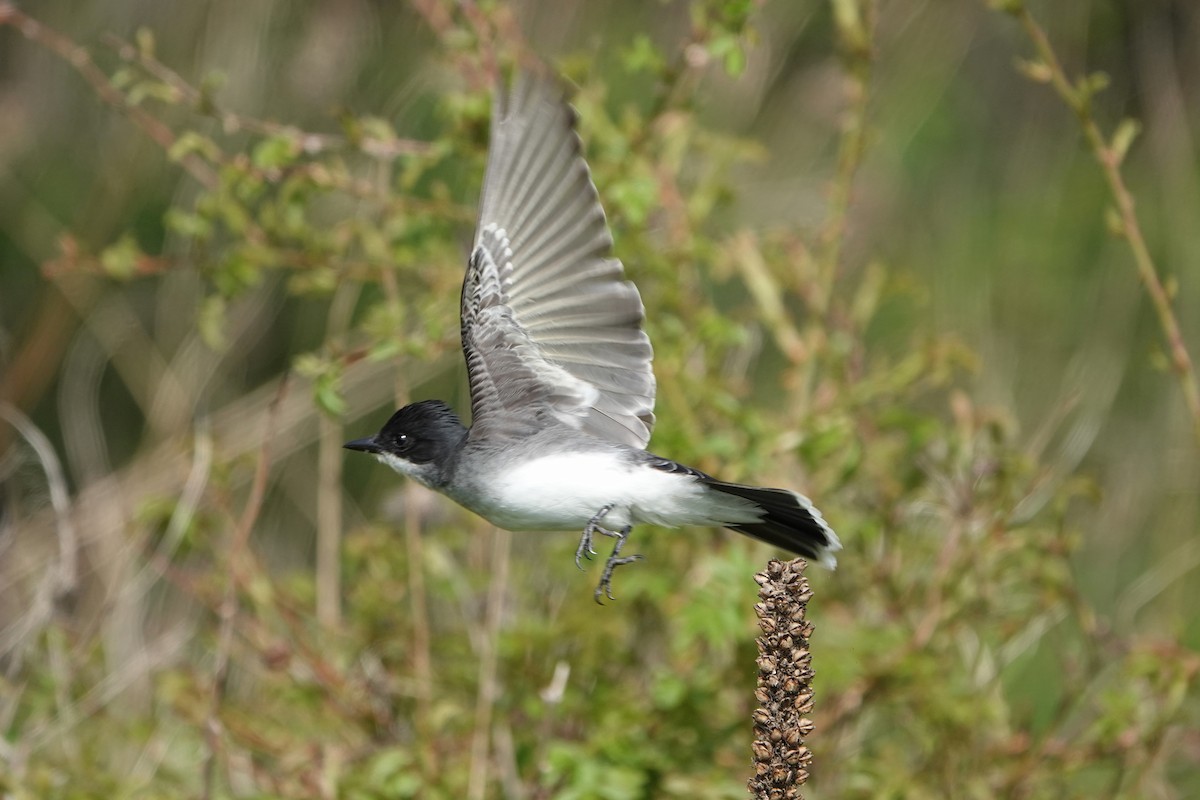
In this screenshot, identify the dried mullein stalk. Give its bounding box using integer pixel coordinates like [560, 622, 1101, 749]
[748, 558, 816, 800]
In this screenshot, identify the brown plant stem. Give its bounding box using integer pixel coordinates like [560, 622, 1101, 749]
[817, 0, 876, 317]
[0, 6, 217, 189]
[994, 1, 1200, 446]
[202, 377, 288, 800]
[377, 266, 438, 775]
[99, 32, 432, 160]
[467, 527, 512, 800]
[315, 282, 359, 629]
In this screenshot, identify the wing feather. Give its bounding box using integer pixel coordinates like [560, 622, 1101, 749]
[461, 70, 656, 447]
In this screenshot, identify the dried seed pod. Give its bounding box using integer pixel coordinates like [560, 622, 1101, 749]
[748, 559, 818, 800]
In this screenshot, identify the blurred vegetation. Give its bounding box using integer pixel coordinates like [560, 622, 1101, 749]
[1, 0, 1198, 798]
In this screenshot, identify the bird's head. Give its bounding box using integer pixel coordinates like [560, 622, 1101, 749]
[344, 400, 468, 488]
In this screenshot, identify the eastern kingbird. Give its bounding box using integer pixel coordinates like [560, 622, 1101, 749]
[346, 70, 840, 602]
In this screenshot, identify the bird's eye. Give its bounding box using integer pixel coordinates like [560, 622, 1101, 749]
[395, 433, 412, 452]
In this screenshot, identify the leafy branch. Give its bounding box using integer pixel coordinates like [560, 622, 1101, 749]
[990, 0, 1200, 447]
[100, 30, 432, 161]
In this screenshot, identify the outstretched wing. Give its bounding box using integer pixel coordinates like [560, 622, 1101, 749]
[460, 70, 656, 447]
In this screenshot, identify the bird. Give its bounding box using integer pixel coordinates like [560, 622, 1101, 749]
[345, 68, 841, 603]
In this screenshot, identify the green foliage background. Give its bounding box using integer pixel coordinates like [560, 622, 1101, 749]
[1, 1, 1198, 798]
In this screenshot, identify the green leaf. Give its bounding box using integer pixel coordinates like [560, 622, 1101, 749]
[723, 44, 746, 77]
[1086, 70, 1111, 94]
[99, 234, 142, 280]
[127, 79, 181, 107]
[608, 172, 658, 227]
[110, 67, 136, 90]
[164, 208, 213, 240]
[1014, 57, 1052, 84]
[1110, 117, 1141, 164]
[832, 0, 869, 55]
[168, 131, 221, 163]
[212, 250, 263, 297]
[798, 416, 854, 465]
[295, 353, 347, 417]
[622, 34, 667, 76]
[251, 133, 301, 170]
[707, 33, 747, 78]
[286, 267, 338, 296]
[292, 352, 323, 378]
[315, 374, 347, 417]
[1104, 205, 1125, 237]
[197, 70, 226, 114]
[135, 27, 156, 59]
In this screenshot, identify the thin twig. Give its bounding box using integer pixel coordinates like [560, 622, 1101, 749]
[202, 377, 289, 800]
[149, 545, 390, 727]
[467, 527, 512, 800]
[995, 1, 1200, 446]
[17, 628, 192, 750]
[730, 232, 808, 363]
[0, 7, 217, 189]
[816, 0, 876, 316]
[377, 265, 438, 772]
[99, 32, 433, 160]
[0, 405, 77, 601]
[315, 282, 359, 628]
[316, 415, 343, 628]
[0, 405, 78, 664]
[125, 419, 214, 607]
[0, 285, 80, 450]
[3, 8, 463, 318]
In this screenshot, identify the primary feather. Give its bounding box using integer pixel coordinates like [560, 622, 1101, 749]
[461, 71, 656, 447]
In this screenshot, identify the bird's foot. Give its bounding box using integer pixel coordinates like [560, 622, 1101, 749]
[575, 503, 615, 569]
[593, 525, 644, 605]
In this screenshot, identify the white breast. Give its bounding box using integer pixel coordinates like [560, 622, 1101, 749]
[463, 451, 762, 533]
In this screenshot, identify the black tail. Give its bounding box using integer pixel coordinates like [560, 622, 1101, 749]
[704, 479, 841, 568]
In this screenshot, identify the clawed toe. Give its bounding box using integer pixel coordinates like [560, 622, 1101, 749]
[573, 536, 597, 570]
[574, 505, 644, 603]
[575, 503, 614, 571]
[591, 525, 643, 604]
[593, 554, 645, 603]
